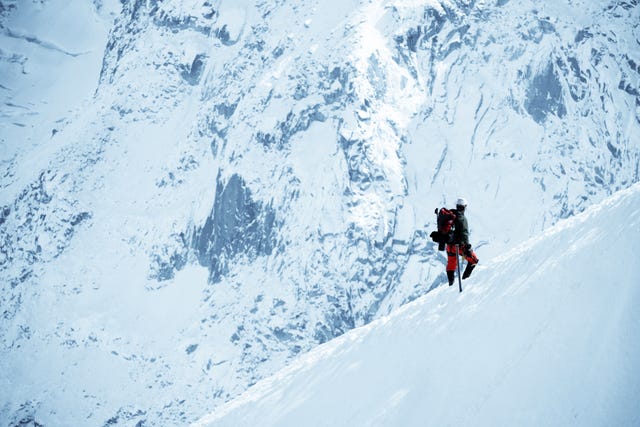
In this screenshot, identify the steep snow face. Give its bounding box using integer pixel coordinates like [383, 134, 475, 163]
[1, 0, 640, 426]
[0, 0, 120, 198]
[195, 183, 640, 427]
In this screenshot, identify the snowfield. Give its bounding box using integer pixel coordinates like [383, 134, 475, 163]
[195, 183, 640, 427]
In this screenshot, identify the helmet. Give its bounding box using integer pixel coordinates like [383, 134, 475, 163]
[456, 197, 468, 208]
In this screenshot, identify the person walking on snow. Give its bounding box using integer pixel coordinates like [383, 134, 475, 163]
[446, 198, 479, 286]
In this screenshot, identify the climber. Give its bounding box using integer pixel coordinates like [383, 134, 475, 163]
[445, 197, 479, 286]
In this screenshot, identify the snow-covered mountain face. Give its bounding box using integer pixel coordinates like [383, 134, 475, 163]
[195, 182, 640, 427]
[1, 0, 639, 425]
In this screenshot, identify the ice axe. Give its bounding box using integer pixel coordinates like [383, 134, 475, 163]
[455, 245, 463, 293]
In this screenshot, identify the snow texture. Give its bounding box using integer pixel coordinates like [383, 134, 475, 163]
[196, 182, 640, 427]
[1, 0, 639, 425]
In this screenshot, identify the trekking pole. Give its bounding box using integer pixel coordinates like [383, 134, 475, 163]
[456, 245, 463, 293]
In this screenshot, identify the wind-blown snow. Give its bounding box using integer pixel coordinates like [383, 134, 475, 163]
[195, 183, 640, 427]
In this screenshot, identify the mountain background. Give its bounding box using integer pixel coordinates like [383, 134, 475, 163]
[1, 0, 639, 425]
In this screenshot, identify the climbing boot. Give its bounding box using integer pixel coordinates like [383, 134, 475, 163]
[447, 270, 455, 286]
[462, 263, 476, 280]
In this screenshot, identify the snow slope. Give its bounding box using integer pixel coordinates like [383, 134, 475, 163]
[0, 0, 120, 200]
[195, 183, 640, 427]
[1, 0, 640, 425]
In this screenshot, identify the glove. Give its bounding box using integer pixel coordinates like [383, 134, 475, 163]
[463, 243, 472, 256]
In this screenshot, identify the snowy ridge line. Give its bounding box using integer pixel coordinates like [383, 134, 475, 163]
[484, 181, 640, 270]
[192, 182, 640, 426]
[191, 302, 400, 426]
